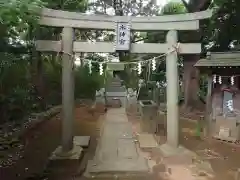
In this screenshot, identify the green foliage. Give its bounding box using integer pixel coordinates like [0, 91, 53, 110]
[43, 55, 62, 105]
[43, 0, 87, 11]
[0, 0, 44, 23]
[0, 0, 45, 42]
[75, 65, 104, 100]
[143, 2, 187, 89]
[0, 0, 89, 124]
[161, 2, 186, 14]
[204, 0, 240, 51]
[0, 53, 39, 121]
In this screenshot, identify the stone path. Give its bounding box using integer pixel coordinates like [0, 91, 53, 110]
[84, 108, 150, 179]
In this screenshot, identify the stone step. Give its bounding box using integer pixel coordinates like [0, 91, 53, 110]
[106, 86, 126, 92]
[108, 81, 122, 86]
[110, 81, 121, 85]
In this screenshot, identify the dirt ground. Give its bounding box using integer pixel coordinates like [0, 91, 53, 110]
[180, 120, 240, 180]
[127, 106, 240, 180]
[0, 103, 105, 180]
[1, 103, 240, 180]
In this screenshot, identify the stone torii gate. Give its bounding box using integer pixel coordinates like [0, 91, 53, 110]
[36, 8, 212, 157]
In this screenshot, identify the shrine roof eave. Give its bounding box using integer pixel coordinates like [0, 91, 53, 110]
[194, 58, 240, 68]
[194, 57, 240, 74]
[195, 51, 240, 68]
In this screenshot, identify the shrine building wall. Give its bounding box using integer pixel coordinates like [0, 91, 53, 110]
[211, 76, 240, 119]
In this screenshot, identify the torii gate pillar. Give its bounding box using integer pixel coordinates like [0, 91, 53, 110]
[159, 30, 191, 156]
[166, 30, 179, 148]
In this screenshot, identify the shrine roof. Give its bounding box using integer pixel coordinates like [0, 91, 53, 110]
[195, 58, 240, 67]
[195, 51, 240, 67]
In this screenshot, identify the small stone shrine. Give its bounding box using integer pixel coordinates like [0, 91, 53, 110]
[195, 52, 240, 142]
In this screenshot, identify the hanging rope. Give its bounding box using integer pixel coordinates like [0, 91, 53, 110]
[84, 42, 180, 65]
[55, 34, 181, 77]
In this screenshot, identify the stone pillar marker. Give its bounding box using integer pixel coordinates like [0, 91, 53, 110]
[166, 30, 179, 148]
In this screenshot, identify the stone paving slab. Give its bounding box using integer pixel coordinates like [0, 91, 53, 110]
[105, 108, 126, 116]
[106, 114, 128, 122]
[138, 133, 158, 149]
[118, 138, 138, 159]
[102, 122, 133, 138]
[85, 108, 150, 179]
[87, 158, 149, 173]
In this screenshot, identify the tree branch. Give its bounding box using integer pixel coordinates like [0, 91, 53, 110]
[196, 0, 211, 11]
[182, 0, 211, 12]
[180, 0, 191, 12]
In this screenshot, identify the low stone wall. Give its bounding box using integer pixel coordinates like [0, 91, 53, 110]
[0, 105, 62, 141]
[0, 105, 62, 167]
[18, 105, 62, 138]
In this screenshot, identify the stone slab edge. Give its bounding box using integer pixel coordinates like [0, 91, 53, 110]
[84, 160, 151, 179]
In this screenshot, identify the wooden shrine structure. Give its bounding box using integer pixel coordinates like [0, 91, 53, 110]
[195, 52, 240, 142]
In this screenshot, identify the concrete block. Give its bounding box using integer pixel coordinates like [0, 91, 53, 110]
[74, 136, 90, 148]
[138, 133, 158, 149]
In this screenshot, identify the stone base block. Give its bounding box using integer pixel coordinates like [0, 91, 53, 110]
[49, 144, 83, 161]
[158, 144, 195, 158]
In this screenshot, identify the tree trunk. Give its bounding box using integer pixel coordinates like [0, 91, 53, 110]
[180, 0, 211, 109]
[36, 54, 46, 108]
[183, 54, 200, 109]
[28, 25, 47, 110]
[30, 51, 46, 110]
